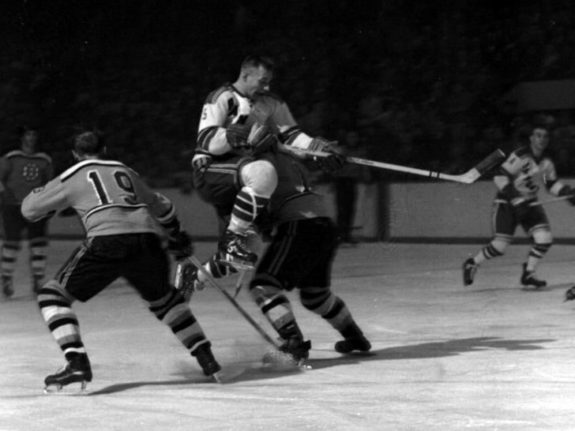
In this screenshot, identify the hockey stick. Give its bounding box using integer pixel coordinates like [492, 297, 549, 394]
[530, 194, 575, 206]
[286, 147, 506, 184]
[233, 268, 251, 298]
[187, 256, 280, 349]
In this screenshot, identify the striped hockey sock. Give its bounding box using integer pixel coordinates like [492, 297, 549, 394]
[228, 188, 269, 234]
[1, 241, 20, 282]
[37, 281, 86, 359]
[148, 288, 209, 354]
[300, 287, 352, 331]
[526, 242, 551, 271]
[29, 237, 48, 281]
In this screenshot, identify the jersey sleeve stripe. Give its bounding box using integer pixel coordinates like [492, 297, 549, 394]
[85, 203, 148, 220]
[60, 160, 127, 182]
[197, 126, 219, 151]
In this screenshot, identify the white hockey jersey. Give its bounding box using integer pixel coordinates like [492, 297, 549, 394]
[195, 84, 314, 158]
[494, 146, 566, 203]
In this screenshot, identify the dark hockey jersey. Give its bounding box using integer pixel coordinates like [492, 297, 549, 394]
[263, 150, 330, 223]
[0, 150, 53, 205]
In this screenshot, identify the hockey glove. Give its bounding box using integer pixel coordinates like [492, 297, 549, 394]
[168, 230, 194, 260]
[226, 123, 251, 149]
[191, 152, 212, 171]
[309, 137, 346, 173]
[308, 136, 336, 152]
[247, 124, 277, 155]
[317, 151, 346, 173]
[558, 185, 575, 205]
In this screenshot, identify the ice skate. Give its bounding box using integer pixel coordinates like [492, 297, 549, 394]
[192, 342, 222, 382]
[262, 337, 311, 369]
[2, 277, 13, 298]
[174, 261, 203, 302]
[335, 335, 372, 354]
[281, 337, 311, 364]
[520, 263, 547, 288]
[44, 354, 92, 394]
[462, 258, 478, 286]
[218, 230, 257, 270]
[335, 321, 371, 354]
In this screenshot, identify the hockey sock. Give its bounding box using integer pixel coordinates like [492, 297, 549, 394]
[1, 240, 20, 281]
[29, 237, 48, 281]
[148, 288, 209, 353]
[37, 281, 86, 358]
[250, 284, 298, 337]
[228, 187, 269, 234]
[475, 240, 505, 264]
[300, 286, 353, 331]
[526, 242, 551, 272]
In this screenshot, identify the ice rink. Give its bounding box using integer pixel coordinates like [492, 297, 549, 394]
[2, 240, 575, 430]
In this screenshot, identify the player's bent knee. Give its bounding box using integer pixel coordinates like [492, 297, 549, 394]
[533, 228, 552, 244]
[491, 239, 508, 255]
[37, 280, 74, 306]
[249, 276, 283, 303]
[240, 160, 278, 197]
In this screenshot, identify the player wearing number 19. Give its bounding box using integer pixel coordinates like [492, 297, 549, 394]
[21, 131, 221, 392]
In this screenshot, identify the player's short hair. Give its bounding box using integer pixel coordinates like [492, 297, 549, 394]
[18, 125, 38, 137]
[73, 131, 105, 156]
[240, 55, 275, 73]
[516, 120, 553, 146]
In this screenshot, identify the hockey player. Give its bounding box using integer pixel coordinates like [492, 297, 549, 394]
[21, 131, 221, 392]
[192, 54, 343, 270]
[463, 122, 575, 288]
[0, 127, 53, 297]
[182, 147, 371, 363]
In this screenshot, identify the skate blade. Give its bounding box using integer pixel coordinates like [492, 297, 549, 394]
[44, 380, 89, 395]
[216, 258, 255, 271]
[521, 284, 547, 291]
[262, 350, 311, 372]
[211, 371, 223, 384]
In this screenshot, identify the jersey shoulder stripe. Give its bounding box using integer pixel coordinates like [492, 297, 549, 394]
[60, 160, 130, 182]
[204, 84, 234, 104]
[4, 150, 52, 162]
[35, 152, 52, 162]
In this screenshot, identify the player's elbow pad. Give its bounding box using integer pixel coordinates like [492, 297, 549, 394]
[21, 205, 54, 222]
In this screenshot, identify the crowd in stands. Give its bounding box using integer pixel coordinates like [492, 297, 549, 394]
[1, 0, 575, 185]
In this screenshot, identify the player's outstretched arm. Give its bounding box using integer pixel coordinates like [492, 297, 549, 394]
[21, 178, 68, 222]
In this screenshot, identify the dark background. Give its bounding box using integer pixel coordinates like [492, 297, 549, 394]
[0, 0, 574, 183]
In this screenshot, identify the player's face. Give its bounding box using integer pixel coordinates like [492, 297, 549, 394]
[244, 66, 272, 97]
[530, 128, 549, 154]
[21, 131, 38, 152]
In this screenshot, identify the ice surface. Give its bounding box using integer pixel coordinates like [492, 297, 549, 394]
[2, 241, 575, 430]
